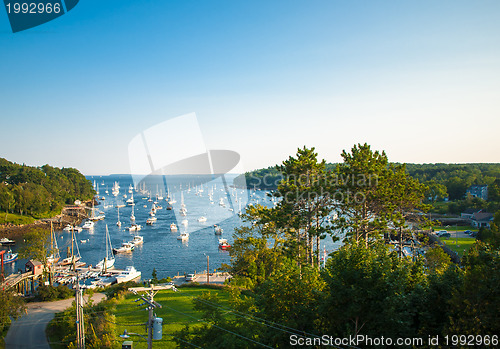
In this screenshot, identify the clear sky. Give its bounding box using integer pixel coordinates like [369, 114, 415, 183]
[1, 0, 499, 175]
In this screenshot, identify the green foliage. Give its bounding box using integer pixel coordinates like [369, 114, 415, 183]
[447, 242, 500, 336]
[321, 240, 427, 339]
[0, 158, 94, 219]
[151, 267, 159, 283]
[19, 227, 50, 268]
[425, 246, 452, 274]
[0, 289, 26, 336]
[476, 211, 500, 248]
[47, 297, 117, 349]
[35, 284, 73, 302]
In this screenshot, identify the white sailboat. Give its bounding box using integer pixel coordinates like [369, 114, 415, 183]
[126, 192, 135, 205]
[130, 204, 135, 223]
[59, 230, 82, 266]
[179, 192, 187, 216]
[117, 206, 122, 227]
[97, 224, 115, 271]
[47, 222, 60, 265]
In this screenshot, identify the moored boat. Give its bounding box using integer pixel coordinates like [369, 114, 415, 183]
[113, 242, 135, 254]
[115, 266, 141, 283]
[0, 237, 15, 246]
[2, 249, 18, 264]
[218, 238, 230, 250]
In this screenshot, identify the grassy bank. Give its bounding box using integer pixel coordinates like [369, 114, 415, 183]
[439, 237, 476, 256]
[48, 283, 232, 348]
[0, 212, 36, 225]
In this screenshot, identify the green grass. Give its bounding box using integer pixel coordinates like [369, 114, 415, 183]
[0, 212, 36, 225]
[439, 237, 477, 256]
[433, 225, 477, 232]
[113, 285, 231, 348]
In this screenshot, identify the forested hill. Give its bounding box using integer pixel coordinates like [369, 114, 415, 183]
[0, 157, 94, 218]
[235, 163, 500, 202]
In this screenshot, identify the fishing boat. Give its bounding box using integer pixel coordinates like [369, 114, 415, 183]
[0, 237, 15, 246]
[82, 220, 94, 230]
[63, 225, 83, 232]
[197, 216, 207, 223]
[127, 224, 142, 232]
[130, 235, 144, 246]
[3, 249, 18, 264]
[146, 217, 157, 225]
[170, 223, 178, 232]
[177, 231, 189, 241]
[218, 238, 231, 250]
[113, 241, 135, 254]
[115, 266, 141, 283]
[214, 224, 223, 235]
[97, 225, 115, 270]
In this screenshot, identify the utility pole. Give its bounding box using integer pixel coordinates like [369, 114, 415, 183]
[132, 286, 162, 349]
[75, 273, 85, 349]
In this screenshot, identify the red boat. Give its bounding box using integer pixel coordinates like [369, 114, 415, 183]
[218, 239, 230, 250]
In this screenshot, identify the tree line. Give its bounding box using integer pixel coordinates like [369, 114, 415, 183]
[0, 157, 94, 218]
[235, 155, 500, 216]
[174, 144, 499, 348]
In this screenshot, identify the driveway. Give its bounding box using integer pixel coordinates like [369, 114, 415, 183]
[4, 293, 106, 349]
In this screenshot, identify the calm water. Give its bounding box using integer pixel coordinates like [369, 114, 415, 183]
[2, 174, 340, 280]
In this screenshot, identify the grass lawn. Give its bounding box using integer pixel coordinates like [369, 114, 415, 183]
[113, 285, 231, 348]
[439, 237, 476, 256]
[432, 225, 477, 232]
[0, 212, 36, 225]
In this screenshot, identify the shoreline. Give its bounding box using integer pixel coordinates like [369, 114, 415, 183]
[0, 201, 93, 240]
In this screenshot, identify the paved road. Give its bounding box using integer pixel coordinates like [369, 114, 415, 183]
[4, 293, 106, 349]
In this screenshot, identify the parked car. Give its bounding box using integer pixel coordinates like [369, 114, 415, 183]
[464, 230, 472, 235]
[469, 232, 478, 238]
[185, 273, 195, 281]
[439, 232, 451, 238]
[436, 230, 448, 236]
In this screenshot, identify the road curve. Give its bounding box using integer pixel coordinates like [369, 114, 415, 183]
[4, 293, 106, 349]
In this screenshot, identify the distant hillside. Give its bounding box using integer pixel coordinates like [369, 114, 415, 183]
[0, 158, 95, 219]
[234, 163, 500, 202]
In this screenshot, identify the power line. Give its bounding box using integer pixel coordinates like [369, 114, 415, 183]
[171, 287, 360, 349]
[162, 303, 274, 349]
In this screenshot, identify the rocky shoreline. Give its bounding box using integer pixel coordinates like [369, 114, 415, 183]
[0, 201, 93, 241]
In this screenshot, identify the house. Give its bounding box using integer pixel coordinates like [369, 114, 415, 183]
[461, 208, 479, 219]
[470, 211, 494, 228]
[466, 185, 488, 200]
[25, 260, 44, 275]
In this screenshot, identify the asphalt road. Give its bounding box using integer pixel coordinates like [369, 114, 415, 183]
[4, 293, 106, 349]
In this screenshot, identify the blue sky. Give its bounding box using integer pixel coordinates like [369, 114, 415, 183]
[1, 0, 499, 175]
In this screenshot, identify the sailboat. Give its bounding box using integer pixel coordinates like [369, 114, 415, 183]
[117, 206, 122, 227]
[97, 224, 115, 271]
[179, 192, 187, 216]
[59, 229, 82, 266]
[127, 204, 141, 231]
[47, 222, 60, 265]
[126, 192, 135, 205]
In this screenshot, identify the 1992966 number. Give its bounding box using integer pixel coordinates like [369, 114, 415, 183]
[5, 2, 61, 14]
